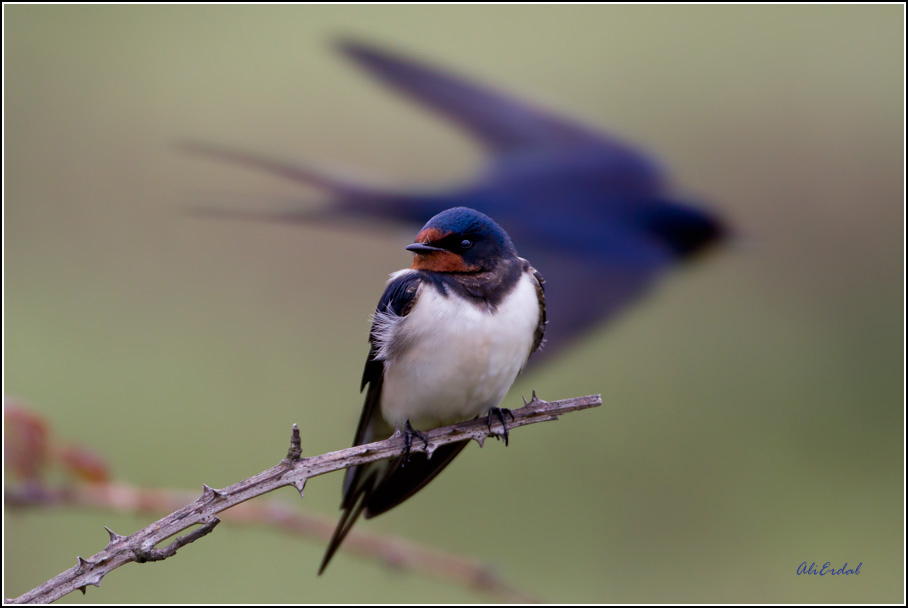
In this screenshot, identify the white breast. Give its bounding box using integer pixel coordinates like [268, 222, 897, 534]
[378, 270, 541, 431]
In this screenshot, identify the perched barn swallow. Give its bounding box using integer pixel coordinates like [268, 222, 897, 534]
[318, 206, 546, 573]
[184, 39, 725, 361]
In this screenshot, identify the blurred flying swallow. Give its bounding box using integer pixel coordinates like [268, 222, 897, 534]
[183, 40, 725, 357]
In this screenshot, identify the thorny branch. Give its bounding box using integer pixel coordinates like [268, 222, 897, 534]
[6, 392, 602, 604]
[6, 481, 534, 602]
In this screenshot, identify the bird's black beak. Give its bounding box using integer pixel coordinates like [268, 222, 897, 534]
[406, 242, 443, 253]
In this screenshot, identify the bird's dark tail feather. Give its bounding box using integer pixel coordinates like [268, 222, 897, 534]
[364, 440, 470, 517]
[319, 441, 470, 573]
[319, 494, 369, 575]
[178, 139, 436, 227]
[177, 140, 366, 195]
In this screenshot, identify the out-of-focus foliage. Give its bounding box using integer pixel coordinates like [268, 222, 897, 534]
[5, 400, 111, 485]
[4, 5, 903, 603]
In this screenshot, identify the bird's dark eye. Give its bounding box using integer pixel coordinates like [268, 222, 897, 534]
[460, 239, 473, 250]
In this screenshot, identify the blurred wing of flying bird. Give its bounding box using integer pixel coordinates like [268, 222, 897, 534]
[182, 39, 725, 357]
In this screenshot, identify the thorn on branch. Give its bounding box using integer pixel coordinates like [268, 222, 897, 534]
[104, 526, 126, 547]
[283, 423, 302, 463]
[201, 484, 225, 502]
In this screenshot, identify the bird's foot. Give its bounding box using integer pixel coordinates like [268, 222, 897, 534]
[487, 407, 515, 446]
[402, 420, 429, 466]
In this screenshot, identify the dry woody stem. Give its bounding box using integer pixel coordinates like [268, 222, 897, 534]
[6, 392, 601, 604]
[7, 482, 533, 602]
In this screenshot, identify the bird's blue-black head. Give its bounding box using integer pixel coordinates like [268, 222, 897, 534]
[406, 207, 517, 273]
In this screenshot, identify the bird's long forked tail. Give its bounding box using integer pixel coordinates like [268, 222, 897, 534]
[177, 140, 368, 196]
[178, 138, 435, 228]
[319, 493, 370, 575]
[318, 440, 471, 574]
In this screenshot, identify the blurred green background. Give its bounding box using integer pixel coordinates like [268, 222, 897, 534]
[4, 5, 903, 603]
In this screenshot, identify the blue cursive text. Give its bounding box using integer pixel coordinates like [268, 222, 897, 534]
[797, 562, 862, 576]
